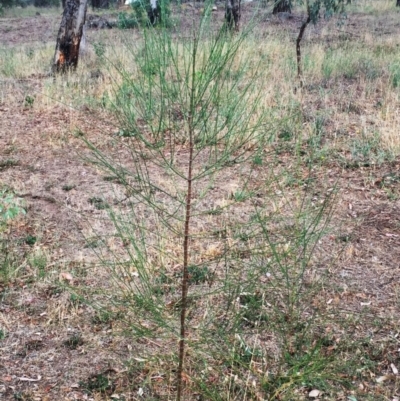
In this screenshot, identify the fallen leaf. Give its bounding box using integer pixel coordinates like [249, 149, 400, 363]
[309, 389, 320, 398]
[376, 374, 395, 383]
[182, 372, 191, 383]
[18, 375, 41, 382]
[59, 272, 73, 282]
[390, 363, 398, 374]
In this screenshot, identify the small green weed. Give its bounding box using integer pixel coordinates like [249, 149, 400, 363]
[88, 197, 109, 210]
[25, 48, 35, 59]
[91, 310, 120, 325]
[0, 159, 19, 171]
[349, 131, 392, 166]
[211, 228, 227, 239]
[24, 95, 35, 108]
[234, 231, 250, 242]
[240, 292, 268, 327]
[262, 341, 340, 399]
[390, 62, 400, 88]
[93, 42, 106, 58]
[153, 269, 174, 295]
[29, 250, 47, 279]
[174, 265, 210, 285]
[278, 128, 294, 141]
[357, 57, 380, 80]
[0, 188, 25, 226]
[284, 173, 315, 188]
[0, 49, 16, 77]
[102, 175, 123, 183]
[205, 207, 223, 215]
[13, 392, 32, 401]
[64, 333, 84, 349]
[231, 190, 252, 202]
[188, 264, 210, 285]
[0, 241, 21, 285]
[24, 235, 36, 246]
[62, 184, 76, 191]
[70, 293, 83, 306]
[252, 153, 263, 166]
[80, 372, 115, 395]
[232, 335, 263, 367]
[84, 237, 103, 249]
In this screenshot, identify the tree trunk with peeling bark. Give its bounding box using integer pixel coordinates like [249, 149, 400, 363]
[225, 0, 240, 31]
[296, 14, 310, 87]
[273, 0, 291, 14]
[147, 0, 160, 25]
[52, 0, 88, 74]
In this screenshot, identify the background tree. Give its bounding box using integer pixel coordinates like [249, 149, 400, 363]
[34, 0, 60, 6]
[397, 0, 399, 7]
[147, 0, 160, 25]
[127, 0, 165, 26]
[52, 0, 88, 73]
[0, 0, 15, 7]
[225, 0, 241, 31]
[296, 0, 345, 86]
[273, 0, 291, 14]
[91, 0, 109, 9]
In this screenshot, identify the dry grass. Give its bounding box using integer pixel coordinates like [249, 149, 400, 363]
[1, 1, 400, 400]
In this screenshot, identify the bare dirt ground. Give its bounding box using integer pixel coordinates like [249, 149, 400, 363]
[0, 14, 59, 45]
[1, 4, 400, 401]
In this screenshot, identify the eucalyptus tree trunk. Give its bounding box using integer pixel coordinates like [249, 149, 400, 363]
[296, 14, 311, 87]
[273, 0, 291, 14]
[147, 0, 160, 25]
[52, 0, 88, 74]
[225, 0, 241, 31]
